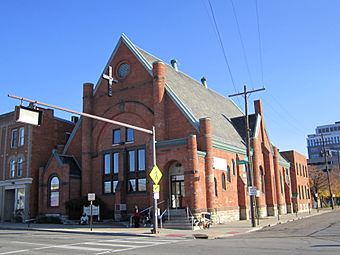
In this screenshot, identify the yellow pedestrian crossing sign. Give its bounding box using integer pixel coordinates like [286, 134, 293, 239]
[149, 165, 163, 184]
[153, 184, 160, 193]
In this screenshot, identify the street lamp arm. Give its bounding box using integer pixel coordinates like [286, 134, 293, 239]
[8, 94, 153, 135]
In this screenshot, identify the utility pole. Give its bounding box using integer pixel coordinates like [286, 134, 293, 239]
[229, 85, 265, 227]
[321, 133, 334, 210]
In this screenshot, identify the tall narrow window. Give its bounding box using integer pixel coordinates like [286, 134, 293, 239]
[128, 150, 135, 172]
[11, 129, 17, 148]
[104, 153, 111, 175]
[221, 173, 226, 191]
[113, 129, 121, 145]
[10, 159, 15, 178]
[214, 178, 218, 197]
[138, 149, 145, 171]
[232, 159, 236, 175]
[126, 128, 134, 142]
[19, 127, 25, 146]
[127, 148, 146, 192]
[260, 166, 265, 193]
[17, 157, 23, 177]
[113, 152, 119, 174]
[226, 165, 231, 182]
[50, 176, 60, 207]
[280, 173, 283, 194]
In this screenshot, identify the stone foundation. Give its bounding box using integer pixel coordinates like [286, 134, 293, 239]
[267, 205, 277, 216]
[286, 203, 292, 213]
[211, 207, 240, 224]
[278, 204, 287, 215]
[240, 207, 249, 220]
[257, 206, 267, 218]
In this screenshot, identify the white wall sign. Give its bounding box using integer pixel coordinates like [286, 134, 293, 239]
[88, 193, 95, 201]
[213, 157, 227, 170]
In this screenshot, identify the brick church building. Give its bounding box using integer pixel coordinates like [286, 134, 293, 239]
[36, 34, 310, 222]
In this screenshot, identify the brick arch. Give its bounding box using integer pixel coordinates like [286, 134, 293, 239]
[94, 111, 151, 153]
[92, 101, 154, 131]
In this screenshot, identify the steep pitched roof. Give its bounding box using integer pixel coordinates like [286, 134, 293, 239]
[65, 34, 246, 151]
[45, 150, 81, 176]
[137, 48, 246, 149]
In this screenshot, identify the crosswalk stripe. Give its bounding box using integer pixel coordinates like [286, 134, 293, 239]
[83, 242, 140, 248]
[0, 250, 30, 255]
[99, 239, 170, 245]
[54, 245, 111, 252]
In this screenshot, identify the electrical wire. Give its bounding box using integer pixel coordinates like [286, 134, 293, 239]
[255, 0, 264, 87]
[230, 0, 253, 85]
[208, 0, 239, 96]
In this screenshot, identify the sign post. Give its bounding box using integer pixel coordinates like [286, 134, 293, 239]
[88, 193, 95, 231]
[149, 126, 162, 234]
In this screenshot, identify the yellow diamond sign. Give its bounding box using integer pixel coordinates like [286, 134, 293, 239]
[149, 165, 163, 185]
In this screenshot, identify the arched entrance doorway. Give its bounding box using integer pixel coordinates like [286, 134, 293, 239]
[168, 162, 185, 209]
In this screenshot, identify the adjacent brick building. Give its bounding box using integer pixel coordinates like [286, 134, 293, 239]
[36, 34, 310, 223]
[281, 150, 312, 212]
[0, 108, 74, 222]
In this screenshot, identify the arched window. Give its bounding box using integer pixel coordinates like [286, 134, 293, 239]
[17, 157, 23, 177]
[226, 166, 231, 182]
[232, 159, 236, 175]
[9, 159, 16, 178]
[50, 176, 60, 207]
[214, 178, 218, 197]
[259, 166, 265, 193]
[221, 173, 226, 191]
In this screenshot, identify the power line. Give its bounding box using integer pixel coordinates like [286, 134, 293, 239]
[255, 0, 264, 86]
[229, 0, 253, 84]
[208, 0, 238, 95]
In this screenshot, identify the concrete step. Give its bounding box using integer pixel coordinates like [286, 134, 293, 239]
[168, 209, 187, 217]
[162, 222, 193, 230]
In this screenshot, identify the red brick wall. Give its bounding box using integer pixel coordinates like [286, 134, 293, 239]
[281, 150, 311, 212]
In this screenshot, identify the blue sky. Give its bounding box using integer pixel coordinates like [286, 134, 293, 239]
[1, 0, 340, 156]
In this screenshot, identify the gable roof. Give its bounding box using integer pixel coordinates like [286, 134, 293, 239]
[45, 150, 81, 176]
[137, 47, 246, 149]
[65, 34, 247, 152]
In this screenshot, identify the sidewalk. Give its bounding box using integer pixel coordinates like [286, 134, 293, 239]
[0, 209, 334, 239]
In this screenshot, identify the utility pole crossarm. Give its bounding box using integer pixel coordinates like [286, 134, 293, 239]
[229, 87, 265, 98]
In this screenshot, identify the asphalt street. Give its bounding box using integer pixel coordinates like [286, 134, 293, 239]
[0, 210, 339, 255]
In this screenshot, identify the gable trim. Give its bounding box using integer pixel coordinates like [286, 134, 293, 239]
[212, 139, 247, 155]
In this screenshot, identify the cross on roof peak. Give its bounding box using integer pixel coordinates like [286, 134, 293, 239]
[102, 66, 118, 97]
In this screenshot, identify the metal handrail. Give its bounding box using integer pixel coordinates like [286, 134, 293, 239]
[186, 207, 195, 230]
[129, 200, 166, 227]
[159, 208, 168, 228]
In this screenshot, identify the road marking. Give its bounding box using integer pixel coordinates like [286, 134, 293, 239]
[99, 239, 171, 245]
[0, 250, 29, 255]
[11, 241, 49, 247]
[83, 242, 140, 248]
[53, 245, 111, 252]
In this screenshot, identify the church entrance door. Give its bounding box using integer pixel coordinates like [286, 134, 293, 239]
[170, 175, 184, 209]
